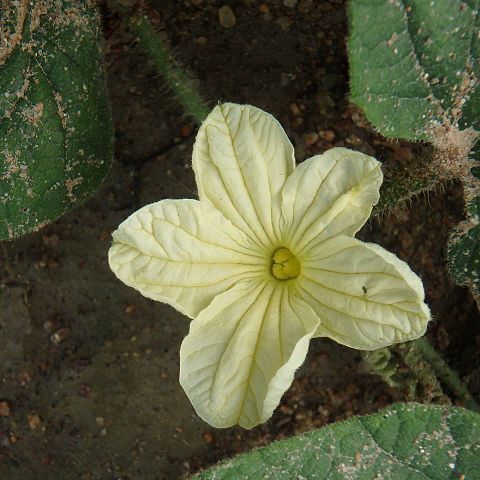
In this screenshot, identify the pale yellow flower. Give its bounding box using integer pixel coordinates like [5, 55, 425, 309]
[109, 103, 430, 429]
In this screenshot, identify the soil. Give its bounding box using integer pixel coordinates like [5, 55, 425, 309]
[1, 1, 479, 479]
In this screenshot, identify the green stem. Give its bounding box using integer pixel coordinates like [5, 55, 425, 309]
[414, 337, 480, 412]
[373, 164, 441, 215]
[363, 343, 448, 404]
[365, 338, 480, 412]
[130, 14, 209, 125]
[396, 341, 448, 403]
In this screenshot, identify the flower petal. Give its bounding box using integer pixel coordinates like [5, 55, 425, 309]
[192, 103, 295, 247]
[297, 235, 430, 350]
[179, 280, 320, 429]
[108, 199, 265, 318]
[280, 147, 382, 254]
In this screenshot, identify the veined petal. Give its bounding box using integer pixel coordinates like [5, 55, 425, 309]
[280, 147, 382, 254]
[108, 199, 266, 318]
[192, 103, 295, 247]
[179, 280, 320, 429]
[297, 235, 430, 350]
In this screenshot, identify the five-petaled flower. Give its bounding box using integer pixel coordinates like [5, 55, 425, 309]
[108, 103, 430, 429]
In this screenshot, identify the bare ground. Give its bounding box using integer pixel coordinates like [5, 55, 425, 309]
[1, 1, 479, 478]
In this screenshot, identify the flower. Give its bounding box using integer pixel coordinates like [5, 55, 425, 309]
[108, 103, 430, 429]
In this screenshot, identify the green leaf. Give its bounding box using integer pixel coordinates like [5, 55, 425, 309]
[0, 0, 113, 240]
[348, 0, 479, 140]
[448, 197, 480, 298]
[193, 403, 480, 479]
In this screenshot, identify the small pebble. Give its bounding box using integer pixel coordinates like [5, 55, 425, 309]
[28, 413, 41, 430]
[279, 404, 293, 415]
[218, 6, 236, 28]
[304, 132, 319, 145]
[289, 103, 301, 116]
[0, 401, 11, 417]
[180, 125, 192, 138]
[51, 327, 70, 344]
[43, 320, 55, 332]
[194, 36, 207, 45]
[78, 384, 92, 398]
[42, 233, 59, 246]
[46, 258, 60, 268]
[323, 129, 336, 141]
[202, 431, 215, 443]
[283, 0, 297, 6]
[124, 303, 136, 315]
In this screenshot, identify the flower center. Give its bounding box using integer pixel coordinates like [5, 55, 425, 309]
[271, 247, 300, 280]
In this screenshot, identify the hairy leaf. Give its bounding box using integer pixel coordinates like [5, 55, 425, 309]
[448, 198, 480, 298]
[0, 0, 113, 240]
[194, 403, 480, 479]
[349, 0, 479, 140]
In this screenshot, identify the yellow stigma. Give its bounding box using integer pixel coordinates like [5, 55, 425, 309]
[271, 247, 300, 280]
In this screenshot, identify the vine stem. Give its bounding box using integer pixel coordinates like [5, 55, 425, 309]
[130, 14, 209, 125]
[372, 162, 443, 216]
[412, 337, 480, 412]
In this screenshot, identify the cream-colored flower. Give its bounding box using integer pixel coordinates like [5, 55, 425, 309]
[108, 103, 430, 429]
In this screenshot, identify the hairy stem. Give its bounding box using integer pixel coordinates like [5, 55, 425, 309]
[130, 14, 209, 125]
[373, 163, 441, 215]
[414, 337, 480, 412]
[366, 338, 480, 412]
[363, 343, 449, 404]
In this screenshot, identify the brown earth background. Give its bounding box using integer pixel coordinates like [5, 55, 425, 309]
[1, 1, 479, 479]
